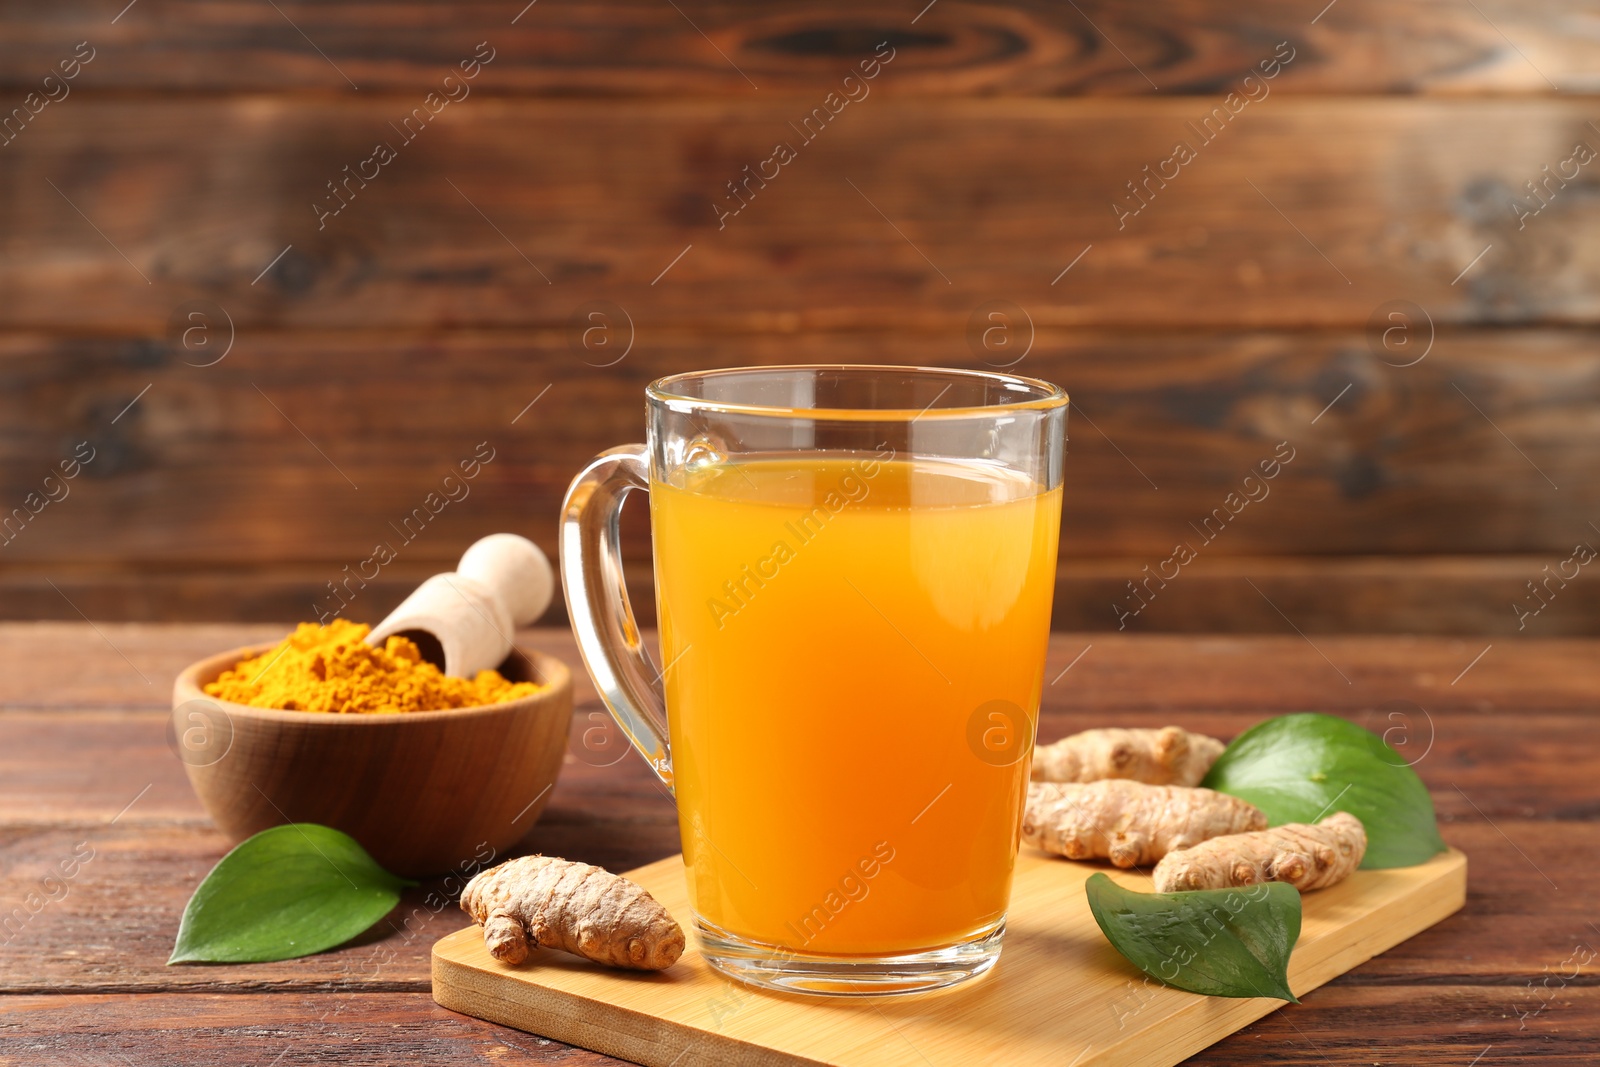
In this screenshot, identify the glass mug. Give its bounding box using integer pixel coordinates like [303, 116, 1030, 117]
[561, 365, 1066, 995]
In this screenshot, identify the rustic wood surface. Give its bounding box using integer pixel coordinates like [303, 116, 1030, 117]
[1, 327, 1597, 633]
[1, 0, 1593, 95]
[2, 0, 1596, 632]
[0, 624, 1593, 1065]
[5, 100, 1600, 331]
[2, 330, 1596, 556]
[7, 555, 1600, 637]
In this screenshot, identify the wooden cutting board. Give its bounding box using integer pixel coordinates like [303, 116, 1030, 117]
[433, 847, 1466, 1067]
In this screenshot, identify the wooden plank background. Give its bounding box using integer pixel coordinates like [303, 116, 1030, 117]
[0, 1, 1596, 633]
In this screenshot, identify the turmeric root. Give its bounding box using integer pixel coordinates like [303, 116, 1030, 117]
[1031, 726, 1225, 787]
[460, 855, 685, 970]
[1022, 780, 1267, 868]
[1153, 812, 1367, 893]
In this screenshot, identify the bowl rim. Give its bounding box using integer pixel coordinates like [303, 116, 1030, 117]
[172, 640, 572, 725]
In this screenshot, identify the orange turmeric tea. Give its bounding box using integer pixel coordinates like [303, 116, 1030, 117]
[651, 454, 1061, 955]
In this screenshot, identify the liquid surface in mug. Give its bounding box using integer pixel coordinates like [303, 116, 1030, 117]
[651, 454, 1061, 956]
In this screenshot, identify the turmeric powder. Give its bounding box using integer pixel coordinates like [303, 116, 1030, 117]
[204, 619, 541, 713]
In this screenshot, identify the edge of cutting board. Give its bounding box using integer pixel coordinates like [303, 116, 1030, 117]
[433, 848, 1467, 1067]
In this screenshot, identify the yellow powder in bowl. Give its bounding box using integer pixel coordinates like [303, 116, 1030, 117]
[204, 619, 542, 714]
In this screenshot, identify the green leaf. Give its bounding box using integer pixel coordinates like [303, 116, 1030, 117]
[1201, 712, 1447, 869]
[1086, 872, 1302, 1002]
[169, 824, 415, 964]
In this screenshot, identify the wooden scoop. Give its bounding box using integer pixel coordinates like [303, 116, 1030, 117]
[367, 533, 554, 677]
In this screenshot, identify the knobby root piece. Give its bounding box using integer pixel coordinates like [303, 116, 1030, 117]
[1022, 780, 1267, 868]
[1030, 726, 1226, 787]
[461, 855, 685, 970]
[1152, 812, 1368, 893]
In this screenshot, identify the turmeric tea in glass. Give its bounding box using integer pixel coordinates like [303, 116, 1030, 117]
[561, 366, 1066, 996]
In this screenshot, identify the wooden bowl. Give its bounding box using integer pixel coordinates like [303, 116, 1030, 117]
[171, 642, 571, 878]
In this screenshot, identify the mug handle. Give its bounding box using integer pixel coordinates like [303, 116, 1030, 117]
[559, 445, 674, 791]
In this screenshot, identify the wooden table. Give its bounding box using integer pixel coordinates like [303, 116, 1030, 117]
[2, 624, 1594, 1065]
